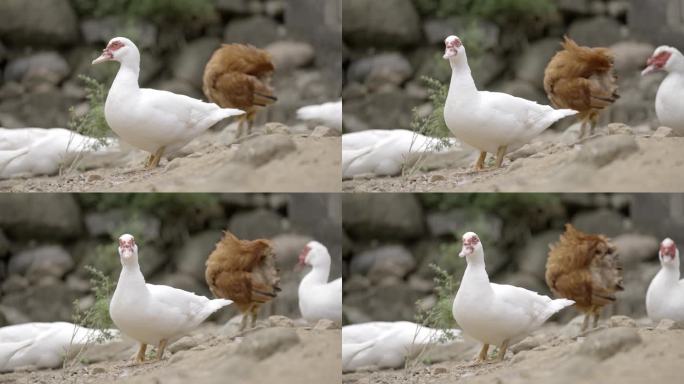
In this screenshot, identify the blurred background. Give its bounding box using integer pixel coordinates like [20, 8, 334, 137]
[342, 193, 684, 325]
[0, 193, 342, 326]
[342, 0, 683, 133]
[0, 0, 341, 129]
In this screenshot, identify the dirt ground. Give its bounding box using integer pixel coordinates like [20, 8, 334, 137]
[0, 320, 341, 384]
[342, 316, 683, 384]
[343, 133, 684, 193]
[0, 126, 341, 193]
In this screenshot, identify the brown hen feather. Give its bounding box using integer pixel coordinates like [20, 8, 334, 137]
[205, 231, 281, 315]
[545, 224, 623, 314]
[202, 44, 276, 114]
[543, 36, 619, 125]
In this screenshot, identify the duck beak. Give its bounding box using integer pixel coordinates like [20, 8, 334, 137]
[92, 50, 113, 65]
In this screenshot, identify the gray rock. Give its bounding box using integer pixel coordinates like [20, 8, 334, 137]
[572, 209, 627, 238]
[612, 233, 659, 266]
[1, 274, 29, 294]
[347, 53, 413, 90]
[344, 284, 423, 321]
[84, 210, 161, 240]
[0, 195, 81, 239]
[518, 229, 564, 278]
[215, 0, 249, 14]
[1, 283, 77, 322]
[0, 0, 78, 46]
[578, 327, 641, 359]
[0, 87, 76, 127]
[423, 17, 499, 49]
[610, 41, 655, 76]
[168, 335, 201, 353]
[8, 245, 73, 282]
[655, 318, 684, 330]
[174, 230, 223, 282]
[343, 91, 420, 131]
[234, 135, 297, 166]
[172, 37, 221, 90]
[343, 0, 421, 48]
[576, 135, 639, 167]
[271, 233, 313, 269]
[515, 38, 562, 90]
[556, 0, 591, 14]
[265, 41, 315, 71]
[653, 126, 673, 138]
[223, 16, 281, 47]
[228, 209, 285, 240]
[4, 52, 70, 86]
[350, 245, 415, 281]
[567, 17, 625, 47]
[268, 315, 295, 328]
[237, 327, 300, 360]
[311, 125, 340, 137]
[607, 315, 637, 328]
[0, 230, 9, 258]
[470, 53, 506, 88]
[313, 319, 337, 330]
[80, 17, 158, 49]
[342, 194, 424, 240]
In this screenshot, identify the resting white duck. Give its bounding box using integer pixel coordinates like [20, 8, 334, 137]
[298, 241, 342, 324]
[342, 129, 462, 179]
[92, 37, 245, 168]
[296, 100, 342, 131]
[453, 232, 575, 362]
[0, 128, 118, 179]
[342, 321, 462, 372]
[110, 234, 232, 363]
[646, 238, 684, 322]
[0, 322, 117, 372]
[442, 35, 577, 170]
[642, 46, 684, 135]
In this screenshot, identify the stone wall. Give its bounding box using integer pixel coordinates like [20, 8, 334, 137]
[0, 193, 342, 325]
[0, 0, 341, 129]
[342, 193, 683, 324]
[342, 0, 674, 133]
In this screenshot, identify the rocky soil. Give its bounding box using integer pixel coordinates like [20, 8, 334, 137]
[342, 126, 684, 193]
[0, 318, 341, 384]
[342, 316, 684, 384]
[0, 124, 341, 192]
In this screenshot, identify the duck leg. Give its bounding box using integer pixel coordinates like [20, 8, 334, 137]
[497, 339, 510, 362]
[495, 145, 507, 168]
[474, 151, 487, 171]
[250, 305, 259, 328]
[147, 146, 165, 169]
[156, 339, 167, 361]
[592, 307, 600, 328]
[239, 313, 249, 331]
[473, 343, 489, 363]
[581, 313, 591, 332]
[135, 343, 147, 363]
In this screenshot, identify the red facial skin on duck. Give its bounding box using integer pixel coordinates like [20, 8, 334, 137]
[660, 240, 677, 262]
[118, 235, 136, 258]
[647, 51, 672, 71]
[298, 245, 311, 266]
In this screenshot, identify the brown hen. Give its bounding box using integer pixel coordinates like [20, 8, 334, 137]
[205, 231, 280, 330]
[202, 44, 276, 137]
[545, 224, 624, 331]
[544, 36, 619, 138]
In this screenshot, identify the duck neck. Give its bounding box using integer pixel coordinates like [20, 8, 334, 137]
[112, 55, 141, 92]
[304, 255, 331, 286]
[117, 259, 147, 292]
[462, 248, 492, 292]
[654, 261, 681, 287]
[447, 52, 478, 99]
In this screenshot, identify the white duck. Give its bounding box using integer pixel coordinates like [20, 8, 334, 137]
[296, 100, 342, 131]
[342, 321, 462, 372]
[453, 232, 574, 362]
[92, 37, 244, 168]
[0, 322, 117, 372]
[110, 234, 232, 362]
[298, 241, 342, 324]
[646, 238, 684, 322]
[342, 129, 462, 179]
[642, 46, 684, 136]
[442, 35, 577, 170]
[0, 128, 118, 179]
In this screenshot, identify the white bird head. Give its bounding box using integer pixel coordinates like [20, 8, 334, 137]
[298, 241, 329, 268]
[92, 37, 139, 65]
[443, 35, 464, 60]
[118, 233, 138, 264]
[459, 232, 482, 258]
[659, 237, 679, 268]
[642, 46, 681, 76]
